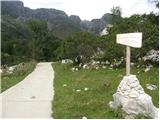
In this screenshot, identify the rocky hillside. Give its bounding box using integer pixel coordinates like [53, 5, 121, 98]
[1, 0, 113, 38]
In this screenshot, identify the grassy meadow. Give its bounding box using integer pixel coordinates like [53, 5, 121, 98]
[1, 61, 37, 92]
[52, 62, 159, 119]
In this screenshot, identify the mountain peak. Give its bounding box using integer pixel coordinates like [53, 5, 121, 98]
[1, 0, 113, 37]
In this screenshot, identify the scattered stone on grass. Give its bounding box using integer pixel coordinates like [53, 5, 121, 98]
[102, 66, 106, 69]
[75, 68, 78, 71]
[82, 116, 87, 119]
[63, 84, 67, 87]
[6, 65, 17, 74]
[143, 49, 159, 62]
[95, 66, 99, 70]
[144, 67, 150, 72]
[79, 63, 83, 67]
[84, 88, 89, 91]
[144, 64, 153, 72]
[71, 67, 78, 72]
[83, 64, 87, 69]
[75, 58, 125, 70]
[106, 60, 110, 65]
[146, 84, 157, 90]
[137, 65, 140, 68]
[76, 89, 81, 92]
[61, 59, 73, 64]
[2, 63, 27, 75]
[138, 57, 142, 61]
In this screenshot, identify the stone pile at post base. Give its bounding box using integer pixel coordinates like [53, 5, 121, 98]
[109, 75, 158, 118]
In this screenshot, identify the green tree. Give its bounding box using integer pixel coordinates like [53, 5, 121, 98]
[56, 32, 98, 64]
[106, 13, 159, 62]
[111, 6, 122, 24]
[27, 20, 60, 61]
[111, 6, 122, 16]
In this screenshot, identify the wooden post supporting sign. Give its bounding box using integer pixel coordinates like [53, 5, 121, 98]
[116, 32, 142, 76]
[126, 46, 130, 75]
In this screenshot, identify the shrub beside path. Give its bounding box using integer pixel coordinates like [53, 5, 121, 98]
[1, 62, 54, 118]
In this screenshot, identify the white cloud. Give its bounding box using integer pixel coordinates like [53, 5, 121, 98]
[21, 0, 158, 20]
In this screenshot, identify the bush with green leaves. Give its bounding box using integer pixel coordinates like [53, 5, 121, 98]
[56, 32, 99, 64]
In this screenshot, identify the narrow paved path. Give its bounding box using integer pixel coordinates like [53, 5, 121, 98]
[1, 62, 54, 118]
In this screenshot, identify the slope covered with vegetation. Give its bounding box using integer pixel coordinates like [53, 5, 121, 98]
[1, 1, 158, 66]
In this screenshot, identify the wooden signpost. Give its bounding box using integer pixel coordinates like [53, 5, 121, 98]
[116, 32, 142, 75]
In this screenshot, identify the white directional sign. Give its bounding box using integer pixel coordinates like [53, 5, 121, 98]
[116, 32, 142, 76]
[116, 33, 142, 48]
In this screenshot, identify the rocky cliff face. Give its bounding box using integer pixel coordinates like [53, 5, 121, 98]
[1, 1, 25, 17]
[69, 15, 81, 25]
[80, 13, 112, 34]
[1, 1, 112, 38]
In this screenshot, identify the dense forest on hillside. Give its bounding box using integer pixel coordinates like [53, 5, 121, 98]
[1, 1, 159, 66]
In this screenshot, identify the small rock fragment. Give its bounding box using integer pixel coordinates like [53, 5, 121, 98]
[76, 89, 81, 92]
[63, 84, 67, 87]
[82, 116, 87, 119]
[84, 88, 89, 91]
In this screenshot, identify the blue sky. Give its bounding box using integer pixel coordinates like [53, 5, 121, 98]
[2, 0, 159, 20]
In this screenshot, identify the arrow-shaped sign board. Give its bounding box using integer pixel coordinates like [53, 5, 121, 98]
[116, 33, 142, 48]
[116, 32, 142, 76]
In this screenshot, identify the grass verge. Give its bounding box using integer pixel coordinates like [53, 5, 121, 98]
[1, 61, 37, 92]
[52, 63, 158, 118]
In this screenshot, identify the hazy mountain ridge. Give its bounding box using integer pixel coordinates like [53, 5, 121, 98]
[1, 0, 113, 38]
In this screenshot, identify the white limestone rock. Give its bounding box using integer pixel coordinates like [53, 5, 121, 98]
[71, 67, 75, 72]
[146, 84, 157, 90]
[63, 84, 67, 87]
[79, 63, 83, 67]
[102, 66, 106, 69]
[75, 68, 78, 71]
[83, 64, 87, 69]
[105, 60, 110, 65]
[71, 67, 78, 72]
[129, 89, 139, 98]
[144, 67, 150, 72]
[61, 59, 66, 64]
[143, 49, 159, 62]
[76, 89, 81, 92]
[8, 66, 14, 71]
[6, 65, 17, 74]
[109, 75, 158, 118]
[61, 59, 73, 64]
[95, 66, 99, 70]
[82, 116, 87, 119]
[84, 88, 89, 91]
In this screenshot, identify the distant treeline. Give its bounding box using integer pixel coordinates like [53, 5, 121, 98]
[1, 9, 159, 66]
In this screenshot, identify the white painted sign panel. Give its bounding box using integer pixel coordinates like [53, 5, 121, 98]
[116, 33, 142, 48]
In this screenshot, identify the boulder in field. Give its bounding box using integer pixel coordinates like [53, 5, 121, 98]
[109, 75, 158, 118]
